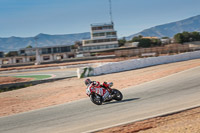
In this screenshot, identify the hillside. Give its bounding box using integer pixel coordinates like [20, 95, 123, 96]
[127, 15, 200, 40]
[0, 32, 90, 52]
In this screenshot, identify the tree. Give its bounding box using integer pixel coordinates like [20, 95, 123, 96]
[74, 41, 82, 46]
[174, 31, 200, 43]
[190, 31, 200, 41]
[161, 37, 170, 39]
[137, 39, 151, 48]
[5, 51, 18, 57]
[26, 45, 33, 48]
[151, 39, 161, 46]
[182, 31, 190, 42]
[174, 33, 184, 43]
[138, 35, 143, 38]
[71, 41, 82, 49]
[118, 37, 126, 47]
[131, 35, 160, 48]
[132, 36, 141, 42]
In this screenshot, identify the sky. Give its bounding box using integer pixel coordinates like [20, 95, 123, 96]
[0, 0, 200, 38]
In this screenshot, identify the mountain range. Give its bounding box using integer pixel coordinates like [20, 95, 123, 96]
[1, 15, 200, 52]
[0, 32, 90, 52]
[126, 15, 200, 40]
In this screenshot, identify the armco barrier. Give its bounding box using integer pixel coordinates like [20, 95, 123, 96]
[90, 51, 200, 76]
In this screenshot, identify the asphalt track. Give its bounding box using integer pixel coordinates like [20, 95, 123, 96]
[0, 66, 200, 133]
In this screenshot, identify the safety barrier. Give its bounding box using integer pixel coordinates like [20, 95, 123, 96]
[77, 51, 200, 78]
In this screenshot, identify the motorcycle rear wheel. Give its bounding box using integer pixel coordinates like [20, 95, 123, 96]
[90, 94, 103, 105]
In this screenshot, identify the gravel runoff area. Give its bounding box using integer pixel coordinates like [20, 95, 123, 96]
[96, 106, 200, 133]
[0, 77, 32, 84]
[0, 58, 200, 132]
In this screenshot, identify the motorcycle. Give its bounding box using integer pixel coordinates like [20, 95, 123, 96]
[86, 82, 123, 105]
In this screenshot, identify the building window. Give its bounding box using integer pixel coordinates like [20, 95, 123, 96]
[43, 56, 50, 60]
[85, 38, 117, 44]
[0, 52, 4, 58]
[92, 27, 103, 30]
[106, 32, 116, 37]
[20, 50, 25, 54]
[92, 25, 113, 31]
[93, 33, 105, 37]
[41, 48, 52, 54]
[42, 49, 48, 54]
[29, 57, 36, 62]
[53, 48, 61, 53]
[108, 45, 113, 48]
[16, 58, 23, 63]
[103, 25, 113, 30]
[48, 48, 52, 54]
[61, 46, 70, 52]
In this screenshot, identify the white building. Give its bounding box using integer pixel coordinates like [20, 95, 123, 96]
[81, 22, 119, 52]
[0, 45, 74, 65]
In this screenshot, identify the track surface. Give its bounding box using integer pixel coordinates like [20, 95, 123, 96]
[0, 67, 200, 133]
[0, 69, 76, 79]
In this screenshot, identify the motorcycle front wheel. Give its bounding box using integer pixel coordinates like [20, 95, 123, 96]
[90, 94, 103, 105]
[112, 89, 123, 101]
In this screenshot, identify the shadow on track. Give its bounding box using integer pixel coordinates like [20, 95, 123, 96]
[103, 98, 140, 105]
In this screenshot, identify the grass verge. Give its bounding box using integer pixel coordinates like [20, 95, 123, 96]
[13, 75, 52, 80]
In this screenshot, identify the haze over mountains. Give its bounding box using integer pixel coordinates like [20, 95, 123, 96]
[1, 15, 200, 52]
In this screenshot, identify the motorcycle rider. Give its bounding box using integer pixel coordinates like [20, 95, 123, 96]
[85, 78, 100, 87]
[85, 78, 112, 101]
[85, 78, 112, 89]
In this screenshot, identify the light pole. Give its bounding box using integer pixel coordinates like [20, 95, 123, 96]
[34, 37, 40, 65]
[109, 0, 113, 24]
